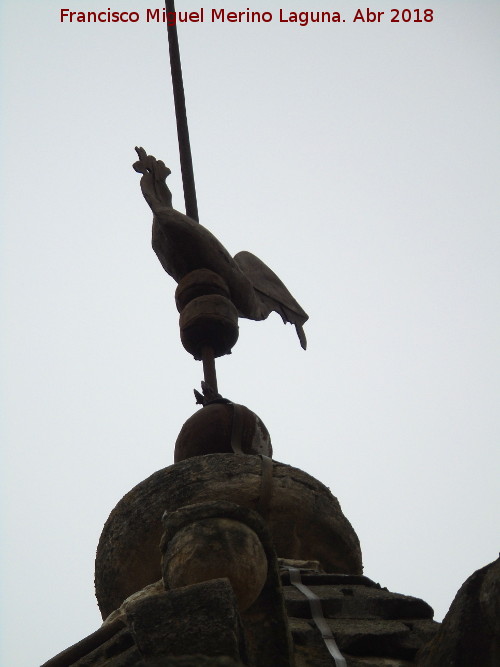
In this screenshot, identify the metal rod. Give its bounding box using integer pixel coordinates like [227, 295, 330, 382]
[165, 0, 199, 222]
[201, 346, 218, 394]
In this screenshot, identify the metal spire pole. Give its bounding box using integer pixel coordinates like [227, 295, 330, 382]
[165, 1, 219, 393]
[165, 0, 199, 222]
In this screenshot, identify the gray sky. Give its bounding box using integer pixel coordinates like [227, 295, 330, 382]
[2, 1, 499, 665]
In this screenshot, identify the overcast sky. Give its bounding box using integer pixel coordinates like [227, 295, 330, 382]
[2, 1, 499, 665]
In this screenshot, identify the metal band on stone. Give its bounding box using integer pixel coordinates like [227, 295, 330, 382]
[229, 406, 273, 518]
[229, 403, 245, 455]
[285, 566, 347, 667]
[258, 454, 273, 519]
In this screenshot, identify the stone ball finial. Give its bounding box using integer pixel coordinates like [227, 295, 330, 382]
[95, 456, 362, 619]
[162, 506, 268, 611]
[174, 402, 272, 462]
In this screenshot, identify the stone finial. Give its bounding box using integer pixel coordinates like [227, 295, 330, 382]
[174, 402, 272, 462]
[161, 502, 268, 611]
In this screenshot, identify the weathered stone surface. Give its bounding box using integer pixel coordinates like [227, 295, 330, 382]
[481, 557, 500, 644]
[240, 560, 295, 667]
[284, 585, 434, 621]
[48, 561, 439, 667]
[397, 620, 442, 655]
[72, 628, 135, 666]
[281, 570, 380, 588]
[162, 501, 295, 667]
[127, 579, 244, 661]
[145, 657, 244, 667]
[416, 557, 500, 666]
[289, 618, 439, 661]
[163, 517, 267, 611]
[96, 647, 143, 667]
[95, 454, 362, 618]
[293, 635, 415, 667]
[174, 403, 272, 462]
[103, 581, 164, 627]
[281, 567, 438, 667]
[343, 659, 413, 667]
[79, 653, 244, 667]
[41, 620, 128, 667]
[102, 647, 143, 667]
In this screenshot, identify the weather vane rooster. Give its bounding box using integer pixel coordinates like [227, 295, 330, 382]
[133, 147, 308, 349]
